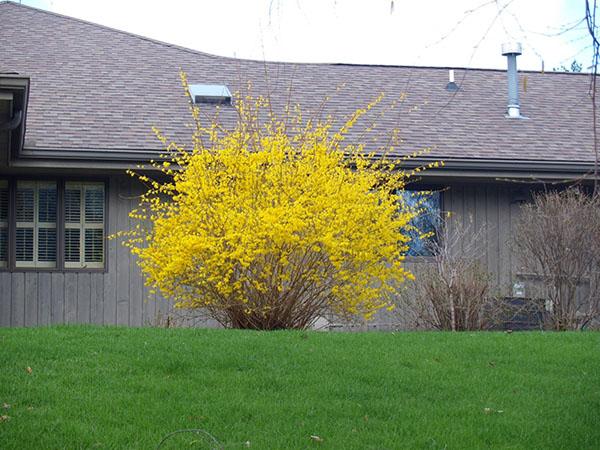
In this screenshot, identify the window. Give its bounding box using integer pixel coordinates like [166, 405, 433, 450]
[188, 84, 232, 105]
[0, 179, 106, 271]
[16, 181, 57, 268]
[398, 190, 441, 257]
[64, 182, 105, 269]
[0, 180, 7, 268]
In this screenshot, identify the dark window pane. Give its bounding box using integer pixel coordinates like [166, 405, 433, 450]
[38, 187, 57, 223]
[0, 228, 7, 262]
[16, 228, 34, 262]
[65, 189, 81, 223]
[16, 188, 34, 222]
[84, 228, 104, 263]
[0, 186, 8, 222]
[84, 188, 104, 223]
[38, 228, 57, 262]
[399, 190, 441, 257]
[65, 228, 81, 263]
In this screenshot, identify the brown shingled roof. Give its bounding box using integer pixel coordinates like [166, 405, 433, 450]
[0, 0, 597, 164]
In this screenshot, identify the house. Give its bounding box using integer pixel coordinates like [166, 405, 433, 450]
[0, 1, 597, 328]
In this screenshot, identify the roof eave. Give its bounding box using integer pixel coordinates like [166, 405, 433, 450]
[11, 148, 600, 181]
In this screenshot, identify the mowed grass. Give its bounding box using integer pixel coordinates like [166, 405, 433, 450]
[0, 327, 599, 449]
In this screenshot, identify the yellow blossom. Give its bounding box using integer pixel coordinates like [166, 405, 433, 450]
[122, 75, 424, 329]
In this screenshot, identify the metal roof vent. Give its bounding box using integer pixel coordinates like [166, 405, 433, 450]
[189, 84, 232, 105]
[501, 42, 525, 119]
[446, 69, 459, 92]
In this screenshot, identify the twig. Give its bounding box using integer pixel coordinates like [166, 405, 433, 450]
[156, 428, 223, 450]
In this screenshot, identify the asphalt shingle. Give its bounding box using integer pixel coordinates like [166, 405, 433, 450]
[1, 1, 597, 163]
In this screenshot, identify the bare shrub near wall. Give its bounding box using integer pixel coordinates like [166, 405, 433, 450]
[512, 189, 600, 330]
[395, 219, 500, 331]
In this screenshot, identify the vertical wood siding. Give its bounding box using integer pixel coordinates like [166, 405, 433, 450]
[441, 182, 516, 296]
[0, 178, 520, 327]
[354, 182, 519, 331]
[0, 175, 173, 327]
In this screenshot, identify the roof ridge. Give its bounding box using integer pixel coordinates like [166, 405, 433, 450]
[0, 0, 231, 63]
[0, 0, 592, 76]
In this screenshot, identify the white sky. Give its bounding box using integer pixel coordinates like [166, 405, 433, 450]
[25, 0, 590, 71]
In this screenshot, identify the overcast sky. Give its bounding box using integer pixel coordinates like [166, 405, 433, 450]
[24, 0, 590, 71]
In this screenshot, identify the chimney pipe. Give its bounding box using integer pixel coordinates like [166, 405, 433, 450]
[446, 69, 459, 92]
[501, 42, 522, 118]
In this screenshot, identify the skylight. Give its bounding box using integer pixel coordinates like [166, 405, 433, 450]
[188, 84, 232, 105]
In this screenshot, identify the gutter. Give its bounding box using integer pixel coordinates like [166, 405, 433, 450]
[18, 147, 163, 161]
[402, 156, 598, 175]
[13, 148, 599, 181]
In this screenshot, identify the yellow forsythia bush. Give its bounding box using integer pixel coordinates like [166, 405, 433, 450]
[124, 74, 433, 329]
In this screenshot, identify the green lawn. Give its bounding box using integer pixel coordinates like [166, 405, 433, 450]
[0, 327, 599, 449]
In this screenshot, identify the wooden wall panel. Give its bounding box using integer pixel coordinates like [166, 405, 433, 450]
[509, 196, 523, 277]
[116, 176, 130, 326]
[38, 272, 52, 326]
[11, 273, 24, 326]
[24, 273, 37, 327]
[498, 186, 513, 295]
[0, 272, 11, 326]
[51, 273, 64, 324]
[103, 176, 118, 325]
[90, 273, 104, 324]
[474, 185, 488, 267]
[64, 273, 77, 324]
[128, 180, 143, 327]
[0, 176, 525, 328]
[76, 273, 91, 323]
[486, 185, 500, 287]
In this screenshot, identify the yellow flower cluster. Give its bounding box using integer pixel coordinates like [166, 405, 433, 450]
[123, 74, 423, 328]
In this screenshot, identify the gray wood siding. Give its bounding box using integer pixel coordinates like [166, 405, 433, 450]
[0, 175, 172, 327]
[442, 182, 516, 296]
[356, 182, 520, 331]
[0, 177, 520, 327]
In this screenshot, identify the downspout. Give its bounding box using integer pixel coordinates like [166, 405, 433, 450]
[0, 110, 22, 130]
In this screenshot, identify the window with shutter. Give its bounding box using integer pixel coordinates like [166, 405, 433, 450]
[0, 180, 8, 268]
[64, 182, 105, 268]
[15, 181, 57, 268]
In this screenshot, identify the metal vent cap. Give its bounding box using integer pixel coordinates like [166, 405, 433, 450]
[501, 42, 522, 56]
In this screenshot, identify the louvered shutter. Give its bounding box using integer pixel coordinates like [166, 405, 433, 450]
[64, 182, 105, 268]
[16, 182, 36, 266]
[83, 185, 104, 266]
[0, 180, 8, 268]
[64, 187, 81, 264]
[38, 185, 57, 263]
[16, 181, 57, 268]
